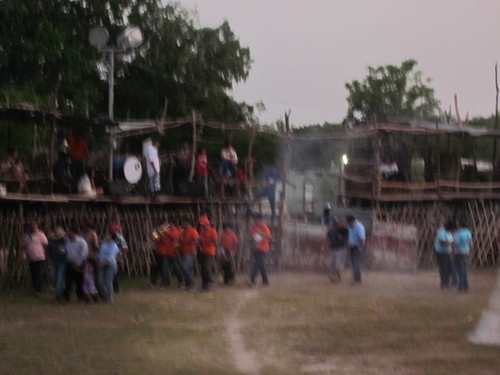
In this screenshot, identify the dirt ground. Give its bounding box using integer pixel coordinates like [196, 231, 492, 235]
[1, 269, 500, 375]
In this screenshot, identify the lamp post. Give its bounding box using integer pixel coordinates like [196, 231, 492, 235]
[89, 25, 143, 181]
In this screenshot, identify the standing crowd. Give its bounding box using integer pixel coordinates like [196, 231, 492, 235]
[23, 220, 127, 303]
[21, 212, 273, 300]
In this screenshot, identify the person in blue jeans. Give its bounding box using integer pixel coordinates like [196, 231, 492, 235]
[346, 215, 366, 283]
[454, 218, 472, 292]
[434, 220, 455, 289]
[97, 232, 120, 302]
[47, 227, 67, 302]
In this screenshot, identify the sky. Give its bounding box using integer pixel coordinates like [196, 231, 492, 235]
[174, 0, 500, 126]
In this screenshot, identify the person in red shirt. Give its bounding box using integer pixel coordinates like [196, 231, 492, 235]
[220, 223, 239, 285]
[198, 215, 218, 291]
[154, 219, 182, 289]
[179, 218, 199, 290]
[195, 148, 208, 198]
[249, 213, 272, 286]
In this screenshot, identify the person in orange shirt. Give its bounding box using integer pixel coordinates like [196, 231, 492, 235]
[220, 223, 239, 285]
[249, 213, 272, 286]
[198, 215, 218, 291]
[154, 219, 182, 289]
[179, 218, 199, 290]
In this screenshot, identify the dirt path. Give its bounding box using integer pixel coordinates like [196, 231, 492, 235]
[226, 289, 260, 375]
[469, 269, 500, 345]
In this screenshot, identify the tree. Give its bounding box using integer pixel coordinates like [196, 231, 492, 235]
[345, 59, 441, 123]
[0, 0, 253, 123]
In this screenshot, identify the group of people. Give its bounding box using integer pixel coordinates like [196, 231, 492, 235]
[150, 212, 272, 292]
[22, 220, 128, 303]
[326, 214, 366, 284]
[144, 138, 250, 201]
[434, 218, 473, 292]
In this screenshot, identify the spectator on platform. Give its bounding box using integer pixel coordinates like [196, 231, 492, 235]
[173, 141, 192, 195]
[380, 157, 400, 181]
[221, 140, 238, 179]
[52, 151, 73, 194]
[145, 138, 161, 201]
[66, 133, 88, 184]
[195, 148, 208, 198]
[1, 148, 27, 193]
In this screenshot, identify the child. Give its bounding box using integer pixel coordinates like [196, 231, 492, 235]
[82, 260, 99, 302]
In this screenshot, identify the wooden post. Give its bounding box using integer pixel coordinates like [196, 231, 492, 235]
[372, 123, 382, 200]
[246, 125, 257, 200]
[189, 110, 196, 182]
[493, 63, 499, 173]
[436, 122, 442, 198]
[276, 110, 292, 269]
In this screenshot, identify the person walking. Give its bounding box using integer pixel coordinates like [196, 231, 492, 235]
[248, 213, 272, 286]
[220, 223, 239, 285]
[454, 218, 472, 292]
[198, 215, 218, 291]
[326, 218, 348, 283]
[109, 221, 128, 293]
[154, 220, 183, 289]
[434, 220, 455, 290]
[22, 222, 49, 296]
[179, 218, 199, 290]
[346, 215, 366, 284]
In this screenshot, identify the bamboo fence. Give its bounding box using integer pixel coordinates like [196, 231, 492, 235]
[0, 201, 254, 289]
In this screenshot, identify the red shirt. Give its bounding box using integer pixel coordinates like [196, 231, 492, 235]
[66, 136, 88, 162]
[155, 226, 180, 257]
[250, 222, 271, 252]
[179, 226, 199, 254]
[221, 230, 239, 256]
[199, 225, 218, 256]
[195, 154, 208, 176]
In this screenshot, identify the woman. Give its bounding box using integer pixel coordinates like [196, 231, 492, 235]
[97, 232, 120, 302]
[23, 222, 49, 296]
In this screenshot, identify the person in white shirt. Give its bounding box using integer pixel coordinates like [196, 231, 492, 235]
[380, 157, 400, 181]
[145, 139, 161, 201]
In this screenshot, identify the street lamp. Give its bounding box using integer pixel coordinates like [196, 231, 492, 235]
[89, 25, 142, 181]
[89, 25, 143, 122]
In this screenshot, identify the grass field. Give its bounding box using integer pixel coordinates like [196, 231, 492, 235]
[1, 269, 499, 375]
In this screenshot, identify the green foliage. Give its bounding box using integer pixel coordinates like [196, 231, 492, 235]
[345, 59, 441, 122]
[0, 0, 253, 123]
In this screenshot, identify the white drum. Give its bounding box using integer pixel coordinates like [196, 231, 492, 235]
[123, 156, 142, 184]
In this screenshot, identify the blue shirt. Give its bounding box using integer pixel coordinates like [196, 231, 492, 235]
[262, 169, 281, 195]
[434, 228, 453, 254]
[454, 228, 472, 254]
[97, 240, 120, 267]
[347, 220, 365, 247]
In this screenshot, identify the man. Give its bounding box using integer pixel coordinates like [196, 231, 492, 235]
[23, 222, 49, 296]
[154, 219, 182, 289]
[145, 138, 161, 201]
[109, 221, 128, 293]
[47, 226, 67, 302]
[255, 164, 295, 227]
[179, 218, 199, 290]
[220, 223, 239, 285]
[198, 215, 218, 291]
[434, 220, 455, 290]
[326, 218, 348, 283]
[63, 227, 89, 302]
[249, 213, 272, 286]
[454, 218, 472, 292]
[346, 215, 366, 284]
